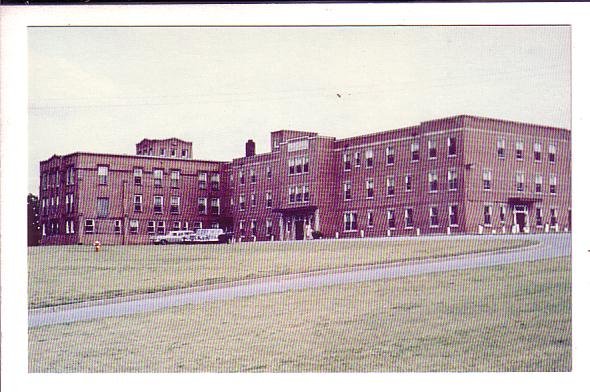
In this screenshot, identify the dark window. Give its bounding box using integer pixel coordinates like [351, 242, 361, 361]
[448, 137, 457, 156]
[97, 198, 109, 218]
[484, 206, 492, 225]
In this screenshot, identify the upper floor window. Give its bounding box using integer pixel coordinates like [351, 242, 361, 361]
[170, 196, 180, 214]
[448, 136, 457, 157]
[516, 172, 524, 192]
[160, 148, 166, 157]
[41, 173, 48, 190]
[354, 152, 361, 167]
[483, 169, 492, 190]
[55, 171, 60, 188]
[386, 176, 395, 196]
[211, 198, 220, 215]
[366, 178, 374, 198]
[405, 174, 412, 191]
[534, 142, 542, 161]
[367, 211, 374, 228]
[153, 169, 163, 187]
[428, 171, 438, 192]
[448, 168, 458, 191]
[198, 197, 207, 214]
[171, 170, 180, 188]
[133, 194, 142, 212]
[428, 140, 437, 159]
[343, 153, 351, 171]
[250, 168, 256, 183]
[287, 139, 309, 152]
[386, 146, 394, 165]
[251, 193, 257, 207]
[134, 168, 143, 186]
[211, 173, 220, 190]
[535, 174, 543, 193]
[238, 169, 245, 185]
[549, 143, 556, 163]
[550, 174, 557, 194]
[98, 166, 108, 185]
[343, 182, 352, 200]
[97, 197, 109, 218]
[497, 138, 506, 158]
[66, 167, 75, 186]
[411, 142, 420, 162]
[266, 165, 272, 179]
[171, 149, 176, 157]
[181, 149, 188, 158]
[266, 191, 272, 208]
[365, 149, 374, 168]
[515, 141, 524, 160]
[239, 195, 245, 211]
[199, 172, 207, 189]
[154, 195, 163, 213]
[302, 185, 309, 202]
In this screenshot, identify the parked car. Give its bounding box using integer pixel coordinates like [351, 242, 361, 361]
[217, 231, 234, 244]
[150, 230, 195, 245]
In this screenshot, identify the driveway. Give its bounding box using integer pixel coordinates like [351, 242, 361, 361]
[29, 233, 571, 328]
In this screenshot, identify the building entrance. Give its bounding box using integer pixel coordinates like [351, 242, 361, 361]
[295, 220, 304, 240]
[513, 205, 529, 233]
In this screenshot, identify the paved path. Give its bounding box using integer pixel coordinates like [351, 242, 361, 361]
[29, 233, 571, 328]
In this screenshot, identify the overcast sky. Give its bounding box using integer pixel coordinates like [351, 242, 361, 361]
[28, 26, 570, 194]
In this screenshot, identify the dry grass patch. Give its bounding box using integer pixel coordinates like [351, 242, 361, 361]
[28, 256, 570, 372]
[28, 237, 536, 308]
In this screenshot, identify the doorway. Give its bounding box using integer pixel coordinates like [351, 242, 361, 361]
[295, 220, 304, 240]
[513, 205, 528, 233]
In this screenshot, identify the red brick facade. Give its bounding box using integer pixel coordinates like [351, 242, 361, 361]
[38, 115, 571, 245]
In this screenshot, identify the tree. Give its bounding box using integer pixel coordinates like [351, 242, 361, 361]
[28, 193, 41, 246]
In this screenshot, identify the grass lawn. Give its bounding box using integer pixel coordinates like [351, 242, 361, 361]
[28, 256, 571, 372]
[28, 237, 536, 308]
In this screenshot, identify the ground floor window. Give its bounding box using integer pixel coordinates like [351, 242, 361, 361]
[173, 221, 181, 231]
[344, 212, 357, 231]
[84, 219, 94, 234]
[367, 211, 374, 228]
[499, 204, 506, 224]
[114, 220, 121, 234]
[535, 208, 543, 227]
[484, 205, 492, 226]
[550, 208, 558, 227]
[404, 208, 413, 228]
[449, 205, 458, 227]
[147, 221, 155, 235]
[266, 219, 273, 236]
[130, 220, 139, 234]
[157, 221, 165, 234]
[387, 209, 395, 229]
[429, 206, 439, 227]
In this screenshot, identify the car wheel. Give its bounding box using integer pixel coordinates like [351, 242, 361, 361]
[160, 239, 168, 245]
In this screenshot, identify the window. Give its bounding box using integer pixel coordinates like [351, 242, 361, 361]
[354, 152, 361, 167]
[287, 139, 309, 152]
[266, 165, 272, 179]
[172, 221, 181, 231]
[387, 210, 396, 229]
[404, 208, 414, 228]
[303, 156, 309, 173]
[97, 198, 109, 218]
[134, 168, 143, 185]
[130, 220, 139, 234]
[303, 185, 310, 202]
[266, 191, 272, 208]
[365, 149, 374, 168]
[497, 138, 506, 158]
[239, 195, 245, 210]
[239, 220, 245, 236]
[153, 169, 163, 187]
[84, 219, 95, 234]
[549, 143, 556, 163]
[65, 194, 74, 214]
[181, 149, 188, 158]
[386, 176, 395, 196]
[98, 166, 108, 185]
[428, 172, 438, 192]
[160, 148, 166, 156]
[147, 221, 155, 234]
[386, 146, 394, 165]
[343, 153, 351, 171]
[295, 157, 303, 174]
[55, 171, 60, 188]
[535, 208, 543, 227]
[484, 205, 492, 226]
[114, 220, 121, 234]
[198, 172, 207, 190]
[535, 174, 543, 193]
[429, 206, 439, 227]
[211, 198, 220, 215]
[42, 173, 48, 190]
[66, 167, 75, 185]
[344, 212, 358, 231]
[170, 170, 180, 188]
[239, 169, 244, 185]
[550, 174, 557, 194]
[251, 193, 257, 207]
[42, 223, 46, 236]
[198, 197, 207, 214]
[343, 182, 352, 200]
[367, 211, 374, 228]
[194, 221, 203, 231]
[516, 172, 524, 192]
[448, 136, 457, 157]
[157, 221, 165, 235]
[266, 218, 273, 237]
[366, 178, 374, 198]
[171, 149, 176, 157]
[449, 205, 458, 226]
[500, 204, 506, 223]
[534, 142, 542, 161]
[405, 174, 412, 191]
[211, 173, 220, 190]
[550, 208, 558, 227]
[515, 141, 524, 160]
[134, 194, 143, 212]
[483, 169, 492, 190]
[411, 142, 420, 161]
[289, 158, 295, 175]
[428, 140, 437, 159]
[295, 186, 302, 202]
[251, 220, 257, 236]
[154, 195, 163, 213]
[250, 168, 256, 183]
[171, 196, 180, 214]
[448, 168, 458, 191]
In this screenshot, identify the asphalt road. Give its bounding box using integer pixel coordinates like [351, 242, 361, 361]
[29, 233, 571, 328]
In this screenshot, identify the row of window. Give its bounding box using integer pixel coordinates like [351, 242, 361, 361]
[41, 167, 76, 190]
[132, 195, 220, 215]
[137, 146, 189, 158]
[43, 219, 219, 236]
[498, 139, 557, 162]
[237, 165, 273, 185]
[237, 218, 273, 237]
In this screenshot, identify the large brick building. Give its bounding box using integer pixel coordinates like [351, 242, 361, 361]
[38, 115, 571, 245]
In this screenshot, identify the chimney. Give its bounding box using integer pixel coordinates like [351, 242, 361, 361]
[245, 139, 255, 157]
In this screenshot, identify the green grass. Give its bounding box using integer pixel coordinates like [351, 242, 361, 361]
[28, 256, 571, 372]
[28, 238, 536, 308]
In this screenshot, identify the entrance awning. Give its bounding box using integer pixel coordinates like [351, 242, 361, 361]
[272, 205, 318, 215]
[508, 196, 542, 204]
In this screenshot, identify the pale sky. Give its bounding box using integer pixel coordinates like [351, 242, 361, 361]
[28, 26, 570, 194]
